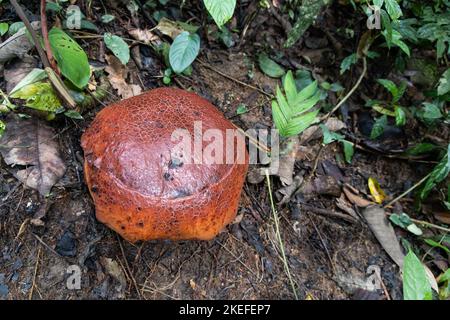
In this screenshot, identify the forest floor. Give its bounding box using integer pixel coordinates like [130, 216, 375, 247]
[0, 1, 448, 300]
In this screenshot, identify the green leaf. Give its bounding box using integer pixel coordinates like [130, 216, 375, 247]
[320, 124, 343, 145]
[389, 213, 422, 236]
[46, 2, 62, 13]
[169, 31, 200, 74]
[424, 239, 450, 254]
[342, 140, 354, 164]
[49, 27, 90, 89]
[283, 70, 298, 106]
[101, 14, 116, 23]
[203, 0, 236, 28]
[272, 80, 320, 137]
[0, 22, 8, 36]
[384, 0, 402, 20]
[0, 120, 5, 137]
[340, 53, 358, 75]
[404, 143, 437, 156]
[377, 79, 398, 99]
[10, 81, 62, 113]
[420, 144, 450, 200]
[420, 102, 443, 120]
[104, 33, 130, 65]
[236, 104, 248, 115]
[9, 68, 48, 95]
[64, 110, 84, 120]
[258, 54, 285, 78]
[403, 251, 433, 300]
[437, 69, 450, 96]
[8, 22, 24, 36]
[370, 115, 387, 139]
[395, 106, 406, 126]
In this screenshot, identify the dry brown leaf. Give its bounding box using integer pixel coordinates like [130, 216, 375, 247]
[4, 56, 37, 93]
[277, 135, 300, 185]
[362, 205, 405, 268]
[300, 117, 346, 144]
[105, 55, 142, 99]
[433, 212, 450, 225]
[128, 28, 162, 45]
[343, 186, 373, 207]
[155, 18, 184, 39]
[0, 22, 41, 64]
[0, 115, 66, 196]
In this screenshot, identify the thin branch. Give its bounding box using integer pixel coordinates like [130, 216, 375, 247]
[40, 0, 58, 72]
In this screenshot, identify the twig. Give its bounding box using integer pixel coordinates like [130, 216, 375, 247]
[9, 0, 76, 109]
[29, 246, 41, 300]
[117, 235, 142, 299]
[384, 172, 431, 208]
[301, 204, 358, 224]
[306, 212, 336, 274]
[9, 0, 50, 67]
[321, 57, 368, 122]
[197, 59, 273, 97]
[40, 0, 57, 72]
[265, 170, 299, 300]
[215, 240, 256, 275]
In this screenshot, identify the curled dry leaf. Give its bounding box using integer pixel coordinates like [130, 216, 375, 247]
[105, 55, 142, 99]
[0, 115, 66, 196]
[155, 18, 185, 39]
[343, 185, 373, 207]
[362, 205, 405, 268]
[128, 29, 162, 46]
[0, 22, 41, 64]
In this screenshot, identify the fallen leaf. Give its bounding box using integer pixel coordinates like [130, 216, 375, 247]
[0, 22, 40, 64]
[155, 18, 184, 39]
[277, 135, 300, 185]
[343, 186, 373, 207]
[128, 29, 162, 46]
[0, 115, 66, 196]
[3, 56, 38, 93]
[368, 177, 387, 204]
[105, 55, 142, 99]
[362, 205, 405, 268]
[300, 117, 346, 144]
[433, 212, 450, 225]
[335, 194, 360, 221]
[100, 257, 127, 288]
[424, 265, 439, 293]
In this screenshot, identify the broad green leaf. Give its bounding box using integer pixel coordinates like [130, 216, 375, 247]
[203, 0, 236, 28]
[101, 14, 116, 23]
[8, 22, 24, 36]
[169, 31, 200, 74]
[404, 143, 437, 156]
[393, 81, 407, 103]
[9, 69, 47, 95]
[437, 69, 450, 96]
[258, 54, 285, 78]
[342, 140, 354, 163]
[395, 106, 406, 126]
[370, 115, 387, 139]
[0, 22, 8, 36]
[420, 144, 450, 200]
[294, 90, 320, 114]
[403, 251, 433, 300]
[64, 110, 84, 119]
[49, 27, 90, 89]
[104, 33, 130, 65]
[236, 104, 248, 115]
[420, 102, 443, 120]
[340, 53, 358, 75]
[384, 0, 402, 20]
[377, 79, 398, 98]
[320, 124, 343, 145]
[389, 213, 422, 236]
[10, 81, 62, 112]
[294, 80, 318, 106]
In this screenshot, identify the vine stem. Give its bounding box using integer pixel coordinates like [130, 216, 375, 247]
[384, 172, 432, 208]
[265, 169, 299, 300]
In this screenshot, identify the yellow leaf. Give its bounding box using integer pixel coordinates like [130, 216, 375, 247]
[305, 293, 314, 300]
[368, 177, 386, 204]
